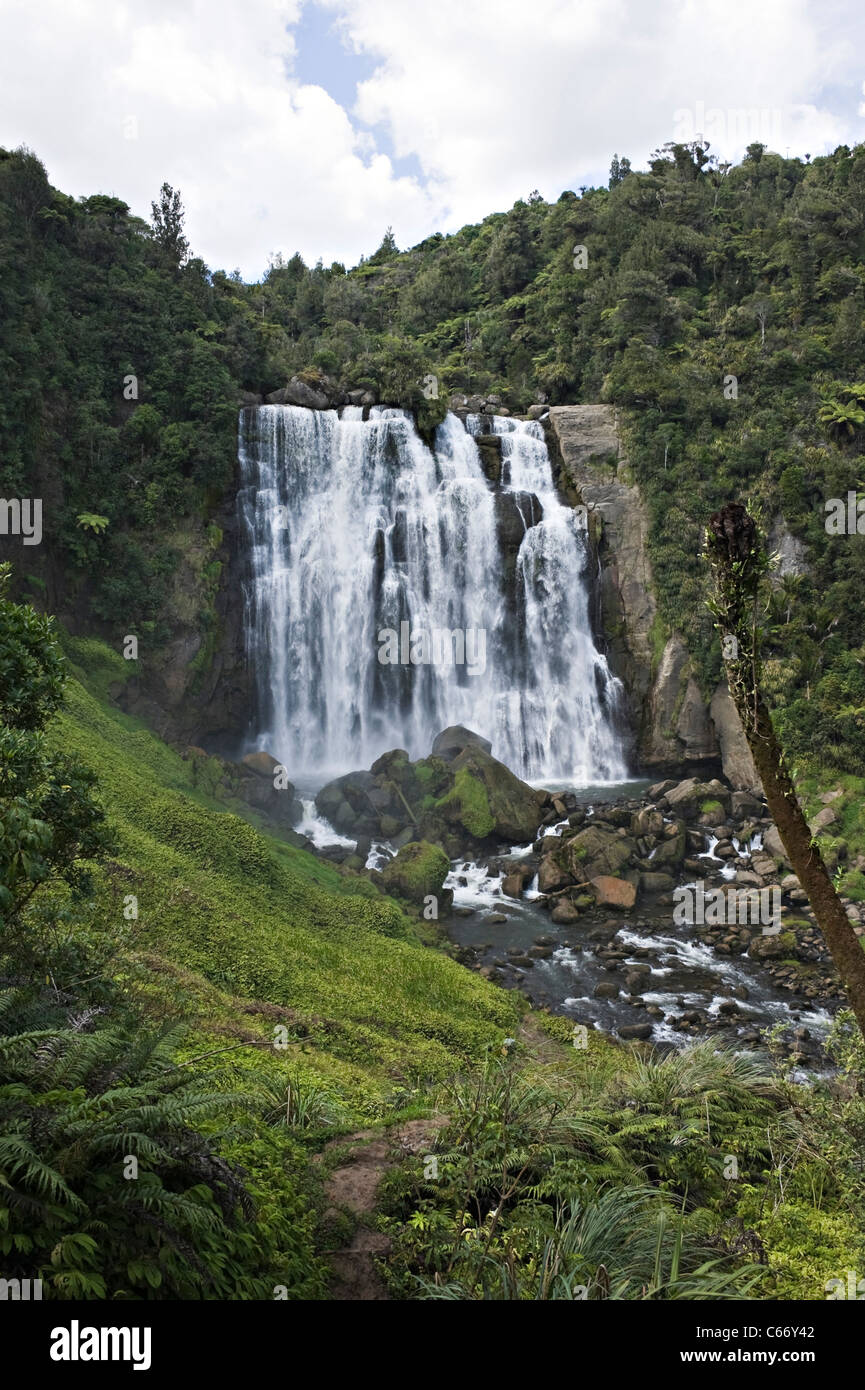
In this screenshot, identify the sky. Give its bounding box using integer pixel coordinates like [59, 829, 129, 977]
[0, 0, 863, 281]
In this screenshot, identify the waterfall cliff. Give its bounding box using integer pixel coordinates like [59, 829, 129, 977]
[237, 404, 626, 783]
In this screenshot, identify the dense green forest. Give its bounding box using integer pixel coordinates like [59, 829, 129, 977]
[3, 138, 865, 771]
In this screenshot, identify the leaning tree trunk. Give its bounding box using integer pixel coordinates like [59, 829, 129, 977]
[705, 501, 865, 1039]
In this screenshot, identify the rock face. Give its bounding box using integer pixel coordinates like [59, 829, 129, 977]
[709, 685, 762, 794]
[545, 405, 716, 772]
[545, 404, 768, 792]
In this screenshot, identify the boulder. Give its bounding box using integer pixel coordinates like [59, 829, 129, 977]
[442, 745, 542, 844]
[431, 726, 492, 761]
[315, 770, 383, 835]
[748, 930, 796, 961]
[593, 980, 619, 999]
[562, 825, 634, 880]
[380, 841, 450, 905]
[537, 854, 574, 893]
[618, 1023, 653, 1041]
[650, 820, 687, 870]
[267, 375, 331, 410]
[589, 875, 637, 910]
[710, 684, 762, 793]
[502, 872, 526, 898]
[763, 825, 789, 866]
[631, 807, 665, 837]
[551, 899, 581, 924]
[639, 871, 675, 895]
[241, 750, 283, 778]
[665, 777, 730, 813]
[731, 790, 763, 817]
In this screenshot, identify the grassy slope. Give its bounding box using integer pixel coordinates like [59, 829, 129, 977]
[52, 635, 522, 1113]
[44, 637, 865, 1300]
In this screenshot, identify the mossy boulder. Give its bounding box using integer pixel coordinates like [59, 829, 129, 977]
[440, 746, 543, 844]
[381, 840, 450, 904]
[748, 930, 797, 960]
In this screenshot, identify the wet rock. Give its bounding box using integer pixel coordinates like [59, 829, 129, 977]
[624, 968, 650, 993]
[561, 825, 634, 880]
[594, 981, 620, 999]
[589, 875, 637, 910]
[538, 855, 573, 893]
[431, 725, 493, 761]
[618, 1023, 653, 1041]
[639, 870, 676, 895]
[551, 899, 582, 924]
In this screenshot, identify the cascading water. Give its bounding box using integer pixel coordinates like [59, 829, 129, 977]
[237, 404, 627, 783]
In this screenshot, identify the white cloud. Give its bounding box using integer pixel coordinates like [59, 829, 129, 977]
[0, 0, 862, 278]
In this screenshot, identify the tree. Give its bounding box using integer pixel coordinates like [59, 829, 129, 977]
[150, 182, 189, 268]
[0, 564, 112, 934]
[704, 503, 865, 1039]
[609, 154, 632, 187]
[368, 227, 399, 265]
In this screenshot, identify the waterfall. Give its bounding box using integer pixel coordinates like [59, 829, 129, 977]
[237, 404, 627, 783]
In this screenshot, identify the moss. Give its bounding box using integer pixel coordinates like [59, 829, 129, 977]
[700, 798, 724, 815]
[436, 767, 495, 840]
[381, 841, 450, 904]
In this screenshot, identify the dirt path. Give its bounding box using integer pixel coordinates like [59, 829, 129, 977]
[323, 1117, 445, 1301]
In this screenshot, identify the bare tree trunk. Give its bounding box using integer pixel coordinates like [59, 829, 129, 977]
[705, 502, 865, 1038]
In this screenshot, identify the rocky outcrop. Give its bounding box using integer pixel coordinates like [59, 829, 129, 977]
[643, 633, 717, 769]
[709, 684, 761, 794]
[544, 404, 770, 791]
[266, 376, 331, 411]
[545, 405, 717, 772]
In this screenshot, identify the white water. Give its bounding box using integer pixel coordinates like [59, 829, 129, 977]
[238, 405, 626, 781]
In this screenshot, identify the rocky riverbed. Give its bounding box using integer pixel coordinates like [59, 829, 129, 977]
[439, 773, 854, 1065]
[234, 725, 858, 1066]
